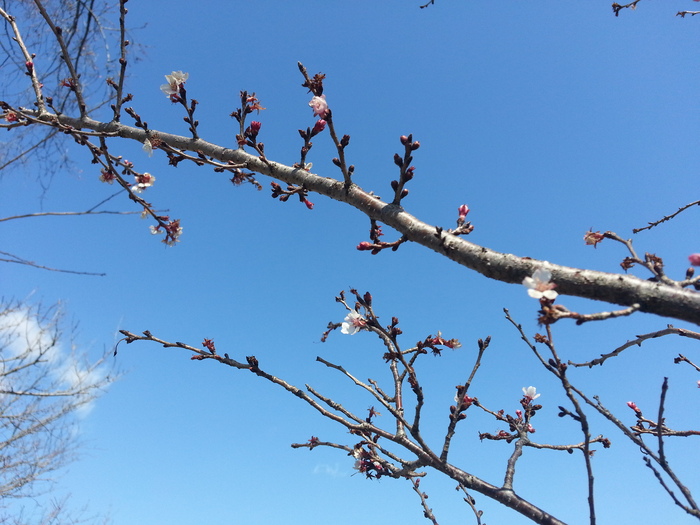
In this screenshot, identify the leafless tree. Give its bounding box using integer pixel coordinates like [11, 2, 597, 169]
[1, 2, 699, 524]
[0, 301, 114, 523]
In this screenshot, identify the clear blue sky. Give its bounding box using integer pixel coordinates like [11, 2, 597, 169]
[2, 1, 700, 524]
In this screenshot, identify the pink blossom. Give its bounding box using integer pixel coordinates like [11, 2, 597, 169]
[689, 254, 700, 266]
[522, 268, 558, 300]
[527, 424, 536, 433]
[458, 204, 469, 220]
[99, 169, 116, 184]
[309, 95, 328, 118]
[627, 401, 639, 411]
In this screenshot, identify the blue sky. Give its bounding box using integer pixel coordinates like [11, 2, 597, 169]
[2, 1, 700, 524]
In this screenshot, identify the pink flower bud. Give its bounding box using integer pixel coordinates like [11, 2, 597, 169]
[250, 121, 262, 133]
[458, 204, 469, 219]
[689, 253, 700, 266]
[304, 199, 314, 210]
[312, 119, 326, 134]
[627, 401, 639, 412]
[357, 242, 373, 251]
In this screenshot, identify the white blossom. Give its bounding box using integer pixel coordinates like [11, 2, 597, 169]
[160, 70, 189, 97]
[341, 311, 365, 335]
[143, 139, 153, 157]
[522, 386, 540, 401]
[522, 268, 558, 300]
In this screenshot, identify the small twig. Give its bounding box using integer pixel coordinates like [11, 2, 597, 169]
[457, 484, 484, 525]
[0, 250, 105, 276]
[411, 478, 439, 525]
[569, 326, 700, 368]
[634, 200, 700, 233]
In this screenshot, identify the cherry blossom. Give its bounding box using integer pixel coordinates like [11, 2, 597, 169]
[522, 268, 558, 300]
[309, 95, 328, 118]
[99, 169, 115, 184]
[522, 386, 540, 402]
[160, 71, 189, 98]
[143, 139, 153, 157]
[131, 173, 156, 193]
[688, 254, 700, 266]
[341, 311, 366, 335]
[627, 401, 639, 411]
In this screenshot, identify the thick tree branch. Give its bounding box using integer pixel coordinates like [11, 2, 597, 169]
[21, 111, 700, 326]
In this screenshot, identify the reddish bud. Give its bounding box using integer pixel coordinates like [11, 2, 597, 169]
[312, 119, 326, 134]
[400, 135, 409, 145]
[411, 141, 420, 150]
[458, 204, 469, 219]
[689, 253, 700, 266]
[357, 242, 373, 251]
[250, 121, 262, 133]
[304, 199, 314, 210]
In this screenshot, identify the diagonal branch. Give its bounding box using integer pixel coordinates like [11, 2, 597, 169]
[14, 110, 700, 325]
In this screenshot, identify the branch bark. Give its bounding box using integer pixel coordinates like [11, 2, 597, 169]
[26, 111, 700, 326]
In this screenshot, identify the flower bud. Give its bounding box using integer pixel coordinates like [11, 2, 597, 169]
[400, 135, 409, 145]
[312, 119, 326, 134]
[393, 153, 403, 166]
[411, 141, 420, 150]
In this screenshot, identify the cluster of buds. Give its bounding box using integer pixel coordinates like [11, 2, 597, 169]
[390, 134, 421, 205]
[356, 220, 406, 255]
[451, 385, 476, 421]
[416, 331, 462, 356]
[270, 182, 314, 209]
